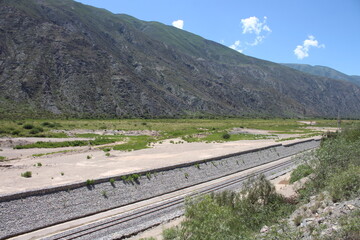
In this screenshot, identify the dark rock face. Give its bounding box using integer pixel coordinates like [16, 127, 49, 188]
[1, 0, 360, 118]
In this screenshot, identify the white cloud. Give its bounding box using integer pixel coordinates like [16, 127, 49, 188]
[241, 16, 271, 35]
[294, 35, 325, 59]
[172, 20, 184, 29]
[229, 40, 243, 53]
[249, 35, 265, 46]
[239, 16, 271, 48]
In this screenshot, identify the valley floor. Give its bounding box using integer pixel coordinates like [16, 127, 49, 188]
[0, 119, 338, 195]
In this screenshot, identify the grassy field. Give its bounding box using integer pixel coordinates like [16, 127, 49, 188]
[1, 118, 357, 151]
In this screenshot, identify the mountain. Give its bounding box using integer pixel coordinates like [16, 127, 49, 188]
[0, 0, 360, 119]
[282, 64, 360, 87]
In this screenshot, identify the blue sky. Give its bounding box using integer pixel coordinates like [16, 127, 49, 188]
[75, 0, 360, 75]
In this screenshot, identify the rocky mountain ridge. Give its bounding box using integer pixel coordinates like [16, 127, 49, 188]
[0, 0, 360, 118]
[282, 63, 360, 87]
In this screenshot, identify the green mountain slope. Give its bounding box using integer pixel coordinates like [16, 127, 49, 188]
[282, 64, 360, 87]
[0, 0, 360, 118]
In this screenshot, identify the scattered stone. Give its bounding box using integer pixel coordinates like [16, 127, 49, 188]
[346, 204, 355, 210]
[259, 191, 360, 239]
[260, 225, 269, 233]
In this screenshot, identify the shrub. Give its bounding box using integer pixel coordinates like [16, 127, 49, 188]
[61, 172, 64, 176]
[163, 227, 181, 240]
[121, 174, 140, 183]
[298, 125, 360, 202]
[338, 210, 360, 239]
[109, 178, 115, 184]
[36, 162, 42, 167]
[23, 124, 34, 129]
[293, 215, 303, 226]
[102, 190, 107, 198]
[290, 164, 313, 183]
[171, 175, 295, 239]
[41, 122, 51, 127]
[105, 153, 110, 157]
[21, 171, 32, 178]
[312, 138, 360, 190]
[326, 165, 360, 202]
[29, 127, 44, 134]
[0, 156, 6, 161]
[146, 172, 152, 180]
[181, 195, 236, 240]
[222, 133, 230, 139]
[12, 130, 21, 135]
[341, 124, 360, 142]
[86, 179, 95, 185]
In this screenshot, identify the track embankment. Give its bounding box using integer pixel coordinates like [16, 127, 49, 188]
[0, 139, 320, 239]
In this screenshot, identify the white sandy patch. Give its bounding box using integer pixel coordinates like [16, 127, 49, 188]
[0, 136, 321, 195]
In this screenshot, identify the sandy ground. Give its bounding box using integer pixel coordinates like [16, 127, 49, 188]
[0, 138, 279, 195]
[270, 172, 297, 198]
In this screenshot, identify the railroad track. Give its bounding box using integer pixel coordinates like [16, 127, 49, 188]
[39, 155, 299, 240]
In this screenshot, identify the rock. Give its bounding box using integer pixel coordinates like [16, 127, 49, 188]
[316, 217, 325, 224]
[332, 225, 340, 231]
[346, 204, 356, 210]
[260, 225, 269, 233]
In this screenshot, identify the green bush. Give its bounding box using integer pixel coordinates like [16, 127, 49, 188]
[21, 171, 32, 178]
[23, 124, 34, 129]
[313, 139, 360, 189]
[167, 175, 295, 239]
[338, 210, 360, 240]
[298, 125, 360, 202]
[0, 156, 6, 161]
[86, 179, 95, 185]
[121, 174, 140, 183]
[181, 195, 236, 240]
[41, 122, 51, 127]
[162, 227, 180, 240]
[222, 133, 230, 139]
[290, 164, 313, 183]
[326, 165, 360, 202]
[12, 130, 21, 135]
[341, 124, 360, 142]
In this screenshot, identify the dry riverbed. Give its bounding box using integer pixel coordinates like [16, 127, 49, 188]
[0, 125, 333, 195]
